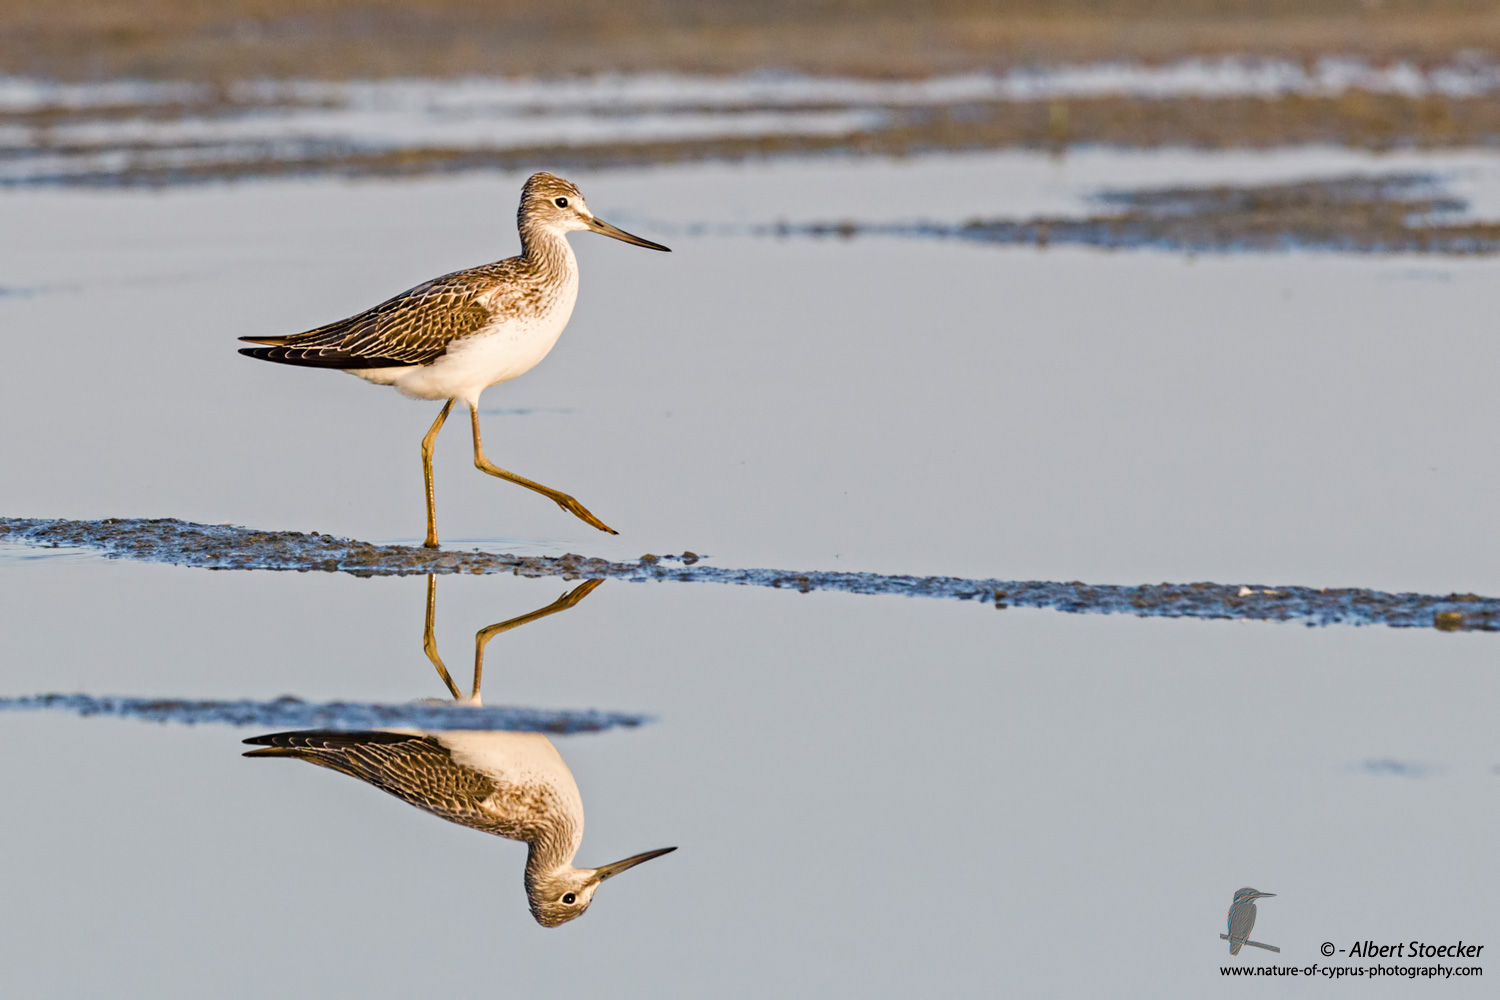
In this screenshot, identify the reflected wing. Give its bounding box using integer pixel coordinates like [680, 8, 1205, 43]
[244, 730, 502, 831]
[238, 267, 502, 369]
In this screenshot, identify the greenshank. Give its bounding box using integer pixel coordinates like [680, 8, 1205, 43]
[238, 172, 669, 546]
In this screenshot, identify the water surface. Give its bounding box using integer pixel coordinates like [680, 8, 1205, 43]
[0, 558, 1495, 995]
[2, 145, 1499, 996]
[5, 149, 1500, 591]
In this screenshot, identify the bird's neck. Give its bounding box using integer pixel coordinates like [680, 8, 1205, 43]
[522, 815, 579, 875]
[519, 224, 578, 281]
[523, 817, 583, 885]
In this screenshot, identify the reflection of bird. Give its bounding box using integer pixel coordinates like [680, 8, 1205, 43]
[244, 729, 674, 926]
[1226, 888, 1275, 954]
[245, 577, 675, 927]
[239, 172, 670, 547]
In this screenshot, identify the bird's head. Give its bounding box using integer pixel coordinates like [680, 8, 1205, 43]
[526, 846, 677, 928]
[1233, 888, 1275, 904]
[519, 171, 671, 251]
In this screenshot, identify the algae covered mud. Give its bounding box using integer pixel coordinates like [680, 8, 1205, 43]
[6, 516, 1499, 632]
[0, 692, 649, 732]
[6, 0, 1500, 81]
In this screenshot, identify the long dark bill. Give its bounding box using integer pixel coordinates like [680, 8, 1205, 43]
[589, 846, 678, 884]
[587, 217, 671, 251]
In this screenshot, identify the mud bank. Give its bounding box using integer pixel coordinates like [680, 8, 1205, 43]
[5, 516, 1498, 631]
[775, 172, 1500, 254]
[6, 1, 1499, 82]
[0, 691, 650, 732]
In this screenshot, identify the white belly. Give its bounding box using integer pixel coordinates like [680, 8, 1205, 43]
[394, 311, 572, 403]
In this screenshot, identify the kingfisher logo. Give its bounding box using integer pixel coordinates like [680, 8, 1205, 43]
[1215, 890, 1486, 980]
[1221, 888, 1279, 955]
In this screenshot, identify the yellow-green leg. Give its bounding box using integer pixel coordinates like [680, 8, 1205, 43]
[421, 400, 455, 548]
[421, 573, 463, 700]
[468, 405, 617, 534]
[470, 579, 606, 705]
[422, 576, 605, 707]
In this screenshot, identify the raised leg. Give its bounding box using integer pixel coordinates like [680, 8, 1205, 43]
[421, 400, 455, 548]
[421, 574, 463, 700]
[468, 405, 617, 534]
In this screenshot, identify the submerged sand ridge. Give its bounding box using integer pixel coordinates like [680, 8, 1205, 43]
[771, 172, 1500, 255]
[4, 516, 1499, 632]
[0, 692, 650, 732]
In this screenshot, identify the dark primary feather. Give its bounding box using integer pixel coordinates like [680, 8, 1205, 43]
[238, 265, 511, 369]
[244, 729, 501, 830]
[236, 345, 413, 368]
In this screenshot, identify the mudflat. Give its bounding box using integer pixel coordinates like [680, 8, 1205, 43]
[5, 0, 1500, 81]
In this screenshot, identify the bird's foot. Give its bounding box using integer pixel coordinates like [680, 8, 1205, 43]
[554, 494, 618, 535]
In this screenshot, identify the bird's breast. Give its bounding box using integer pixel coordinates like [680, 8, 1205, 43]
[442, 732, 585, 839]
[394, 276, 578, 403]
[491, 300, 573, 374]
[469, 270, 579, 381]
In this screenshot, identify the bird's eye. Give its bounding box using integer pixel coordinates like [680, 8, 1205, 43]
[562, 892, 577, 904]
[554, 197, 569, 208]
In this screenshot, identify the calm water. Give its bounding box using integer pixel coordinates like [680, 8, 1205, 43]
[2, 145, 1498, 995]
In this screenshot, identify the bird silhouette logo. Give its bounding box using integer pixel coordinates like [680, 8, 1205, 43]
[1221, 888, 1279, 954]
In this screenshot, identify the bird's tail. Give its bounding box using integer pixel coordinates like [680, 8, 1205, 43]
[237, 344, 410, 368]
[242, 729, 418, 760]
[241, 730, 370, 775]
[1229, 940, 1243, 956]
[242, 730, 346, 759]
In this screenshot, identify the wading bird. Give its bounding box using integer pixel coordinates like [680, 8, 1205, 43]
[244, 578, 675, 927]
[239, 172, 669, 547]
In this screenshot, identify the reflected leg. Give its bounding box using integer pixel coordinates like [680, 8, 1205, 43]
[422, 574, 463, 700]
[469, 578, 606, 705]
[468, 405, 617, 534]
[422, 400, 455, 549]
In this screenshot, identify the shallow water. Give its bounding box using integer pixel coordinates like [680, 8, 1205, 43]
[7, 148, 1500, 590]
[1, 558, 1497, 996]
[12, 58, 1500, 116]
[3, 146, 1499, 994]
[9, 58, 1500, 186]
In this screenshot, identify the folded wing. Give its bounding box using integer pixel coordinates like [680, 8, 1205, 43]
[238, 270, 497, 369]
[244, 729, 502, 831]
